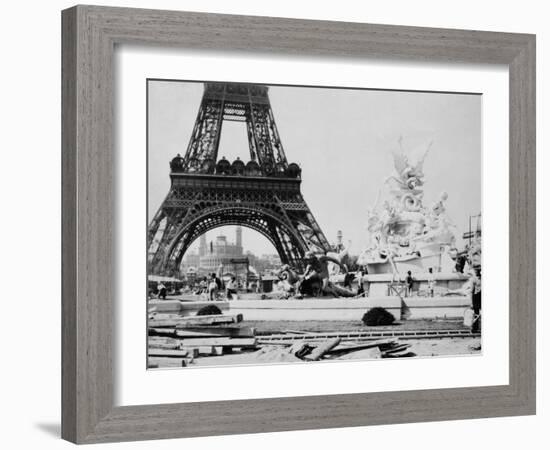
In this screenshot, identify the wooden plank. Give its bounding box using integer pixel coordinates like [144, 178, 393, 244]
[148, 342, 182, 350]
[303, 338, 341, 361]
[148, 349, 195, 358]
[149, 319, 182, 328]
[150, 314, 244, 329]
[326, 339, 398, 355]
[178, 337, 257, 348]
[148, 328, 178, 337]
[149, 326, 256, 338]
[382, 344, 412, 355]
[174, 326, 255, 338]
[176, 314, 244, 327]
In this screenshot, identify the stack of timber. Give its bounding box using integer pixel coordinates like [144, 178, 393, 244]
[148, 312, 257, 367]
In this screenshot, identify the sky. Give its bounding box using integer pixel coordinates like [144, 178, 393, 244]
[148, 81, 481, 256]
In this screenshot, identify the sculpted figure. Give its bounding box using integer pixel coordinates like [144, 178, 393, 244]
[360, 139, 461, 273]
[385, 139, 432, 212]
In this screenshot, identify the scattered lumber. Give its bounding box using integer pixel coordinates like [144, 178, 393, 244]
[326, 339, 397, 356]
[303, 338, 341, 361]
[327, 339, 413, 359]
[292, 342, 315, 359]
[381, 343, 411, 355]
[272, 335, 415, 361]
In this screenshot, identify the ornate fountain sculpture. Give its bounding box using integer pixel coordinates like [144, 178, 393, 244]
[358, 139, 458, 275]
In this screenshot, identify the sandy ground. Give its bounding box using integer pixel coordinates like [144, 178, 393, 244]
[183, 337, 481, 367]
[148, 319, 480, 369]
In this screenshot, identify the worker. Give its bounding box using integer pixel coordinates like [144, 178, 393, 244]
[208, 273, 218, 301]
[301, 251, 327, 296]
[356, 270, 365, 297]
[405, 270, 414, 296]
[226, 276, 238, 300]
[470, 267, 482, 333]
[427, 267, 435, 297]
[157, 282, 167, 300]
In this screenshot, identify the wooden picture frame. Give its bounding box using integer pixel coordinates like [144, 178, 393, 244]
[61, 5, 536, 444]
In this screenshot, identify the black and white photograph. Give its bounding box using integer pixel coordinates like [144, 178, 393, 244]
[1, 0, 543, 447]
[147, 80, 482, 369]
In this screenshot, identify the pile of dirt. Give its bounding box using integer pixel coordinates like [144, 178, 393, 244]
[196, 304, 222, 316]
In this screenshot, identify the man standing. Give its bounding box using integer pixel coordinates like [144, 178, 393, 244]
[356, 270, 365, 297]
[208, 273, 218, 301]
[470, 267, 482, 333]
[157, 282, 167, 300]
[226, 276, 238, 300]
[198, 277, 207, 295]
[427, 268, 435, 297]
[405, 270, 414, 297]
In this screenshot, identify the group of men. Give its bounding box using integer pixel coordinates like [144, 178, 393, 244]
[194, 274, 239, 301]
[403, 268, 436, 297]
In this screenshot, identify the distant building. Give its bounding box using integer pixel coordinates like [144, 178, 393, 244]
[183, 227, 244, 275]
[181, 226, 283, 280]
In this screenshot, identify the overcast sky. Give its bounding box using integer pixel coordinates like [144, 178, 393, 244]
[148, 80, 481, 256]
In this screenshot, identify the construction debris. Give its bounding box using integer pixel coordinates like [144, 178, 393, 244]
[325, 339, 396, 356]
[146, 309, 479, 368]
[148, 311, 255, 366]
[303, 338, 341, 361]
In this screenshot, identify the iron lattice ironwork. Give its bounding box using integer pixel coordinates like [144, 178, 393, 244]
[148, 82, 330, 276]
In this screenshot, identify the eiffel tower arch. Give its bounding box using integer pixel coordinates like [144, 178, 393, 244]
[148, 82, 331, 276]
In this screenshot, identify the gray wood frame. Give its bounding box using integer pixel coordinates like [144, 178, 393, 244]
[62, 5, 536, 444]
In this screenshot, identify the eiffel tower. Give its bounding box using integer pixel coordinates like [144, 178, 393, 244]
[148, 82, 331, 276]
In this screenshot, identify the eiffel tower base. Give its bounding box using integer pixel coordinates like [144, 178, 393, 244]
[148, 172, 329, 276]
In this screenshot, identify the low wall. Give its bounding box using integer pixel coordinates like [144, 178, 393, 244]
[149, 299, 229, 315]
[228, 297, 402, 321]
[149, 296, 471, 321]
[402, 296, 471, 319]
